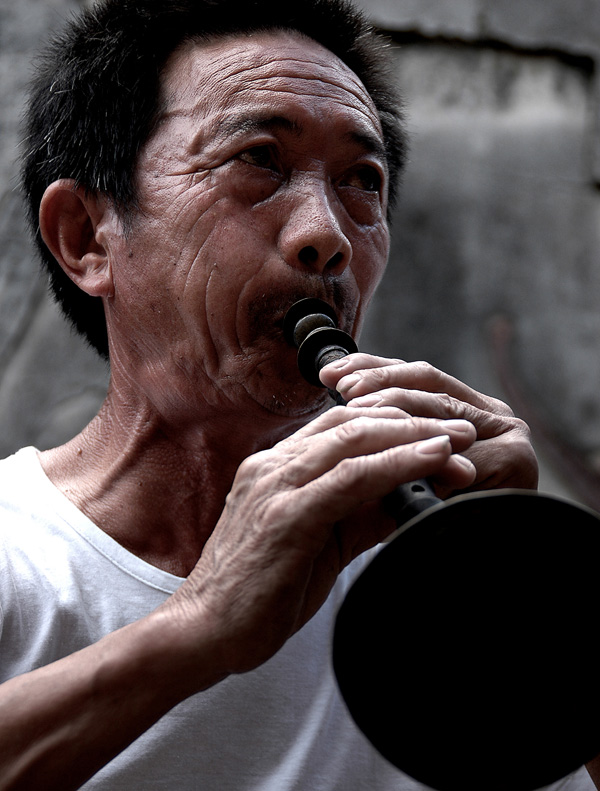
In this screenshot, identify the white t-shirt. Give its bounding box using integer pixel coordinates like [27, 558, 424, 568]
[0, 447, 595, 791]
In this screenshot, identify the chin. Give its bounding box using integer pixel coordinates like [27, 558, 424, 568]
[251, 372, 331, 420]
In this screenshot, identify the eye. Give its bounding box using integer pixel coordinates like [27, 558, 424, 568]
[341, 165, 383, 193]
[237, 145, 280, 172]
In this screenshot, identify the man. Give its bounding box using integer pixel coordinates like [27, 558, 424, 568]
[0, 0, 580, 788]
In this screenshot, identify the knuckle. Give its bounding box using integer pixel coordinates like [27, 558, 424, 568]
[369, 367, 391, 387]
[260, 493, 293, 529]
[235, 452, 264, 479]
[313, 405, 349, 430]
[328, 405, 351, 421]
[333, 454, 370, 484]
[499, 433, 538, 476]
[413, 360, 441, 382]
[335, 415, 373, 443]
[234, 448, 288, 489]
[487, 395, 515, 418]
[487, 413, 531, 441]
[505, 430, 536, 461]
[437, 392, 461, 417]
[403, 415, 430, 434]
[510, 416, 532, 438]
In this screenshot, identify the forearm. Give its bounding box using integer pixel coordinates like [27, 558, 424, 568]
[0, 609, 223, 791]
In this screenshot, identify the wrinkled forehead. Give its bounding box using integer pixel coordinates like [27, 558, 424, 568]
[158, 29, 383, 137]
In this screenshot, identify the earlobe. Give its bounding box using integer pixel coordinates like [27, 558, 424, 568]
[39, 179, 114, 298]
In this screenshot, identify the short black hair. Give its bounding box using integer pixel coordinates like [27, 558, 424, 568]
[21, 0, 407, 358]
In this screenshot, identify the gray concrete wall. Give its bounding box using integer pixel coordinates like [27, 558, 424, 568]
[0, 0, 110, 459]
[355, 0, 600, 507]
[1, 0, 599, 507]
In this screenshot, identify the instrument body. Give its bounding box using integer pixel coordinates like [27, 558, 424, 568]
[284, 298, 600, 791]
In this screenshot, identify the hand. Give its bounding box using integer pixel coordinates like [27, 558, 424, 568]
[320, 353, 538, 497]
[170, 405, 476, 677]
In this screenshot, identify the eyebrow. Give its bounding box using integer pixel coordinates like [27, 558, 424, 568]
[213, 114, 387, 163]
[214, 115, 301, 139]
[348, 130, 387, 164]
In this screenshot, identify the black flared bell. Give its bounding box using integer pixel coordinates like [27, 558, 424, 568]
[333, 489, 600, 791]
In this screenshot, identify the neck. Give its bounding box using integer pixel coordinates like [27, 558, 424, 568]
[39, 380, 325, 577]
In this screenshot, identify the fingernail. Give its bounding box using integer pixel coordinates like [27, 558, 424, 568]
[443, 419, 473, 433]
[417, 435, 451, 454]
[453, 454, 475, 470]
[336, 373, 361, 393]
[324, 357, 351, 370]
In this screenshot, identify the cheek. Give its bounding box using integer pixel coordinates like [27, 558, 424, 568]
[353, 223, 390, 295]
[134, 166, 227, 248]
[347, 225, 389, 337]
[338, 188, 385, 227]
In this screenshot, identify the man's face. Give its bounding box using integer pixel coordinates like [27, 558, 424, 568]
[106, 30, 390, 420]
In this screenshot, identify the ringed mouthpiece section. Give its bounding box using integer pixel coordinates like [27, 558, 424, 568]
[284, 298, 358, 387]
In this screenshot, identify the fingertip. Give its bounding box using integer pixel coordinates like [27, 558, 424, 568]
[448, 453, 477, 487]
[321, 357, 352, 372]
[416, 435, 452, 455]
[318, 359, 350, 388]
[442, 419, 477, 450]
[346, 393, 383, 408]
[453, 453, 476, 474]
[443, 419, 475, 435]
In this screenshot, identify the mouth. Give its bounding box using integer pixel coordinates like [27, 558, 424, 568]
[247, 283, 356, 346]
[282, 298, 340, 348]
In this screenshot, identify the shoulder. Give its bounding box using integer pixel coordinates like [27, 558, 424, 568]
[0, 447, 44, 514]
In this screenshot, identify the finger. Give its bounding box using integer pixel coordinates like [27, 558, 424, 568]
[292, 434, 475, 529]
[347, 387, 512, 441]
[281, 404, 411, 442]
[429, 452, 479, 491]
[324, 358, 513, 417]
[241, 406, 411, 481]
[239, 409, 474, 497]
[319, 353, 403, 390]
[324, 447, 477, 560]
[462, 432, 539, 491]
[274, 415, 476, 489]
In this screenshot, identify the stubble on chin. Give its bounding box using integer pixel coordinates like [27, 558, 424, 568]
[245, 280, 358, 343]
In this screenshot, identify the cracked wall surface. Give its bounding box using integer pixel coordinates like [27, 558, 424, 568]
[1, 0, 599, 505]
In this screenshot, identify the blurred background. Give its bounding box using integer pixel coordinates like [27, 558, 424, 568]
[1, 0, 599, 507]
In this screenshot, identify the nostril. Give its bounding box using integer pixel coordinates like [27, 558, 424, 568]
[298, 246, 319, 266]
[327, 252, 344, 270]
[297, 247, 346, 270]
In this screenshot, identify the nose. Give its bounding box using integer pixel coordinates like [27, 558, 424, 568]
[278, 181, 352, 275]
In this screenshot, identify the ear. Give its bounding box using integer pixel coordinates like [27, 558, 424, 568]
[39, 179, 115, 298]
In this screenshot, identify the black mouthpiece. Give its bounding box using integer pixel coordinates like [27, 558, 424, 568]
[284, 298, 358, 387]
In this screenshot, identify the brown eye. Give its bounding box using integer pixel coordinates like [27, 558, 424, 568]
[238, 146, 279, 171]
[341, 165, 382, 193]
